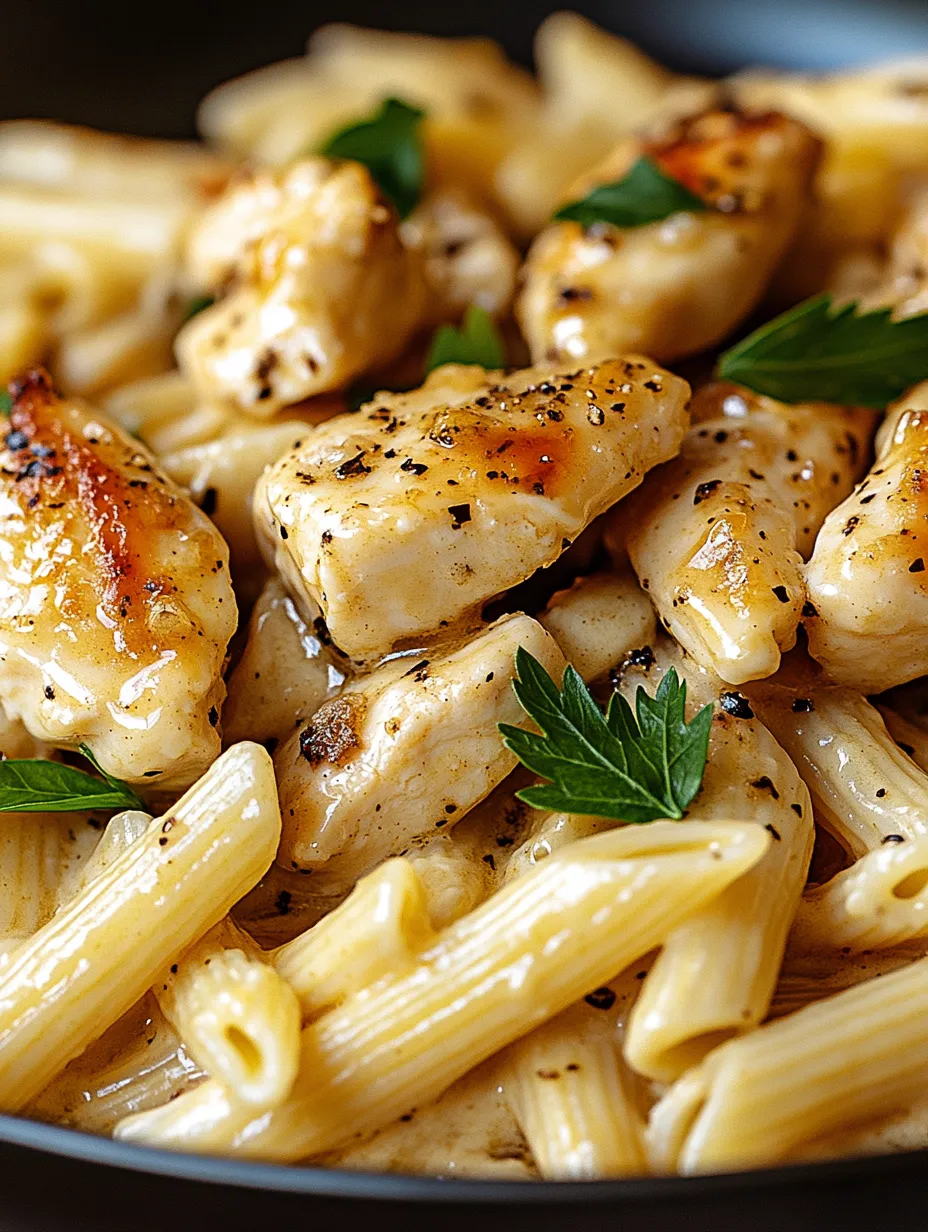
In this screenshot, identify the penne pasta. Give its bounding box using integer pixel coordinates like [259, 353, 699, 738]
[791, 834, 928, 951]
[155, 918, 301, 1110]
[648, 954, 928, 1173]
[115, 820, 768, 1159]
[0, 742, 280, 1110]
[747, 667, 928, 855]
[617, 641, 813, 1081]
[272, 859, 433, 1019]
[504, 983, 647, 1179]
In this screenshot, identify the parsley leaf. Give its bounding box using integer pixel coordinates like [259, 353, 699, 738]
[499, 648, 712, 822]
[426, 305, 506, 374]
[322, 97, 425, 219]
[553, 156, 708, 229]
[183, 294, 215, 323]
[718, 294, 928, 408]
[0, 391, 11, 415]
[0, 743, 146, 813]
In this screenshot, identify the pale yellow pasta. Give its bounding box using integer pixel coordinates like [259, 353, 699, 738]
[59, 809, 150, 903]
[617, 645, 813, 1082]
[648, 954, 928, 1173]
[879, 705, 928, 773]
[748, 671, 928, 855]
[155, 918, 301, 1110]
[0, 811, 100, 938]
[504, 996, 646, 1179]
[101, 370, 222, 453]
[791, 835, 928, 951]
[272, 859, 433, 1019]
[115, 820, 768, 1160]
[0, 741, 279, 1110]
[28, 995, 204, 1135]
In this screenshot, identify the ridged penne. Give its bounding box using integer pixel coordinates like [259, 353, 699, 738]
[503, 984, 647, 1179]
[115, 820, 768, 1159]
[617, 640, 813, 1081]
[0, 742, 280, 1110]
[648, 954, 928, 1173]
[747, 667, 928, 855]
[791, 834, 928, 951]
[155, 917, 301, 1110]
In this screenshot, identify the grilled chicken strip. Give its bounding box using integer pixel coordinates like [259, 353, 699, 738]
[517, 109, 821, 366]
[805, 382, 928, 691]
[620, 383, 875, 685]
[177, 158, 429, 416]
[273, 612, 564, 887]
[255, 357, 690, 661]
[0, 369, 236, 787]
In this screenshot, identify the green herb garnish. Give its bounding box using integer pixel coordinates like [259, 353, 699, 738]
[0, 391, 12, 415]
[322, 97, 425, 219]
[718, 293, 928, 408]
[426, 305, 506, 374]
[553, 156, 708, 229]
[183, 295, 215, 323]
[499, 649, 712, 822]
[0, 743, 146, 813]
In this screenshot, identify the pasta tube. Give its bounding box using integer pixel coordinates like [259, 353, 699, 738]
[0, 811, 100, 937]
[116, 820, 769, 1160]
[648, 954, 928, 1173]
[273, 859, 433, 1019]
[504, 990, 646, 1179]
[619, 642, 813, 1081]
[28, 996, 204, 1135]
[747, 671, 928, 854]
[791, 834, 928, 951]
[156, 918, 301, 1110]
[0, 742, 280, 1110]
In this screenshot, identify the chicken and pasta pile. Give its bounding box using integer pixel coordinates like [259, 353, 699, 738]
[5, 13, 928, 1180]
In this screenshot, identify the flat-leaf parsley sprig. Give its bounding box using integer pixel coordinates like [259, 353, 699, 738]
[499, 648, 712, 822]
[718, 293, 928, 408]
[553, 156, 708, 229]
[426, 305, 507, 374]
[0, 743, 146, 813]
[322, 97, 425, 219]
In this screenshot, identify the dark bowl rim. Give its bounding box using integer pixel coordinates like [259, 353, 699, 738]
[2, 1111, 928, 1202]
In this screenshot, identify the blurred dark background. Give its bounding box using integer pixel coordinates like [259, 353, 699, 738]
[4, 0, 928, 138]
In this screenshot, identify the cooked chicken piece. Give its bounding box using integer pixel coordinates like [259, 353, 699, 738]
[177, 159, 429, 416]
[256, 357, 690, 661]
[538, 564, 656, 683]
[159, 418, 312, 601]
[0, 369, 236, 787]
[223, 578, 349, 751]
[618, 383, 875, 685]
[400, 189, 520, 323]
[273, 613, 565, 887]
[517, 109, 821, 366]
[805, 382, 928, 691]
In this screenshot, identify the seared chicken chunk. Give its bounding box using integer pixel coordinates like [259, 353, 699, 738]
[0, 370, 236, 786]
[223, 578, 349, 750]
[273, 613, 564, 886]
[621, 383, 875, 685]
[518, 109, 821, 366]
[256, 357, 690, 661]
[177, 159, 428, 416]
[805, 383, 928, 691]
